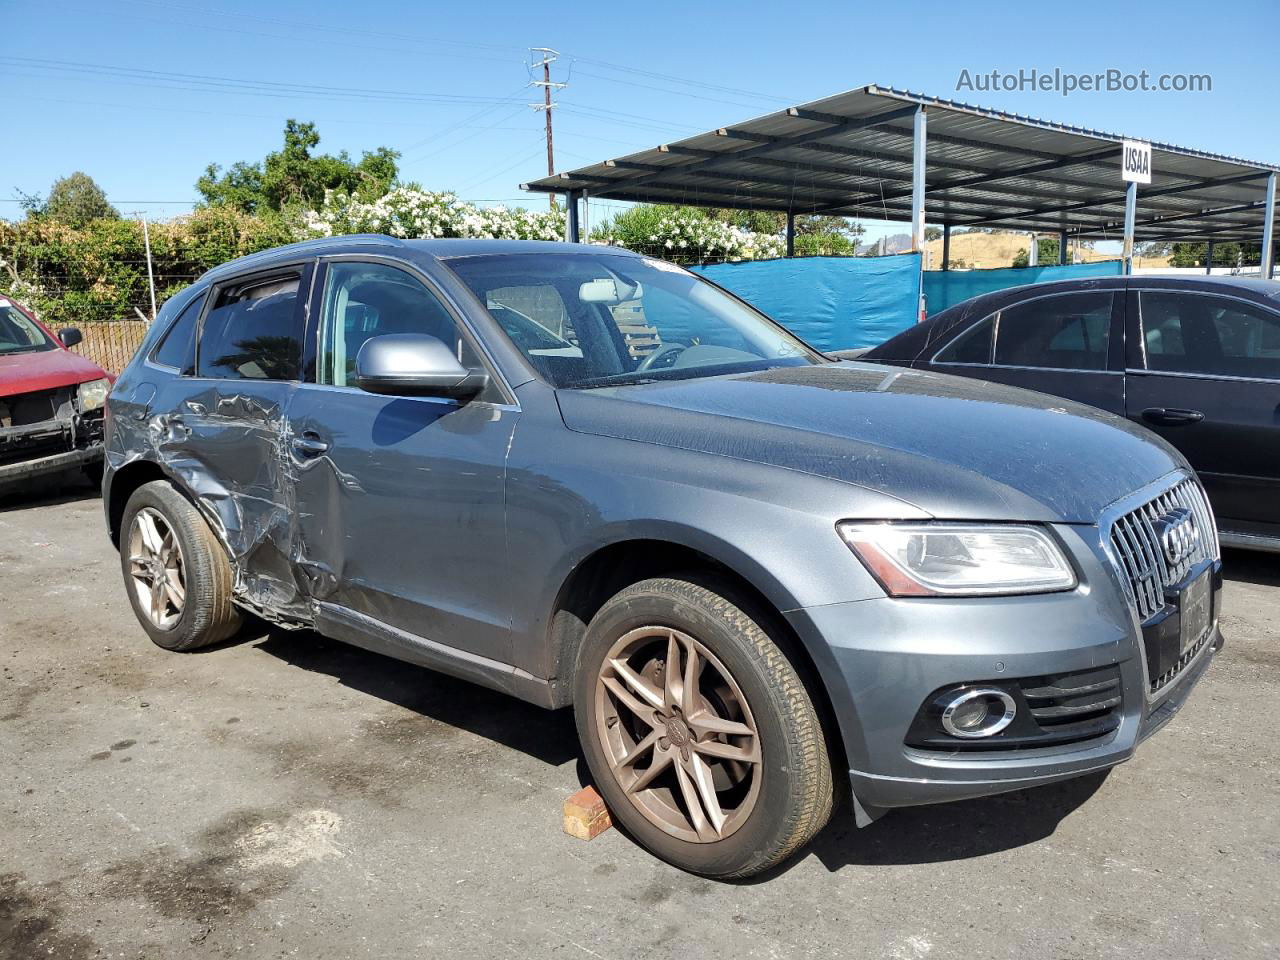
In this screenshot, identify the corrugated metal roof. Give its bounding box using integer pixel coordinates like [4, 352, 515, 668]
[522, 85, 1278, 243]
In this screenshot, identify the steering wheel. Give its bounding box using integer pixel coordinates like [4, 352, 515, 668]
[637, 342, 687, 372]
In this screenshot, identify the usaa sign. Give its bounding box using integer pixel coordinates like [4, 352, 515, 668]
[1122, 140, 1153, 184]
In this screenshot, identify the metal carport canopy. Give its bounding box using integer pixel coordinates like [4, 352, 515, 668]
[522, 84, 1279, 245]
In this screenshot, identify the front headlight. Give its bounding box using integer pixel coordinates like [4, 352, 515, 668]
[837, 522, 1077, 597]
[77, 377, 111, 412]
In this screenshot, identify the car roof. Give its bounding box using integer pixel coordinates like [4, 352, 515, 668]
[197, 234, 642, 283]
[865, 272, 1280, 362]
[403, 238, 642, 260]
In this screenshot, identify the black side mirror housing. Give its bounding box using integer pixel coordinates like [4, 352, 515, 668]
[354, 334, 489, 400]
[58, 327, 84, 348]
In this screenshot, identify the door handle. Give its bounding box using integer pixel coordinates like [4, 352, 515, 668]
[1141, 407, 1205, 426]
[291, 432, 330, 457]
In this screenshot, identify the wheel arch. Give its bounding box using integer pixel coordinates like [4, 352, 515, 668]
[542, 527, 849, 787]
[106, 458, 232, 559]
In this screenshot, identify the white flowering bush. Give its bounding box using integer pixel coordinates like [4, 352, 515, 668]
[301, 187, 565, 242]
[590, 205, 783, 265]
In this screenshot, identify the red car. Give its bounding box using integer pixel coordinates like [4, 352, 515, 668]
[0, 296, 113, 492]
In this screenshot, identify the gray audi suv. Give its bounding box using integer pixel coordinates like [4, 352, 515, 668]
[103, 236, 1223, 879]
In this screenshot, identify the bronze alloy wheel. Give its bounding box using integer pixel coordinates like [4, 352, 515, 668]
[594, 625, 762, 843]
[119, 481, 242, 651]
[127, 506, 187, 630]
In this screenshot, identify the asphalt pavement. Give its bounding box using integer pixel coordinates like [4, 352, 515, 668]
[2, 476, 1277, 959]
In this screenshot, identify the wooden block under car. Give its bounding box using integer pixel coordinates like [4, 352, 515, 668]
[563, 786, 613, 840]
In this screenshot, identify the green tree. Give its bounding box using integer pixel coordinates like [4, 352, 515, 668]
[1168, 241, 1258, 268]
[42, 172, 119, 227]
[197, 120, 400, 216]
[924, 226, 943, 242]
[1012, 236, 1063, 268]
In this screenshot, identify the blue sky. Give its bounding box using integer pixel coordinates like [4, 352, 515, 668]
[3, 0, 1274, 241]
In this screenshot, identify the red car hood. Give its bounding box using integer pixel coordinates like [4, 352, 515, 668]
[0, 348, 110, 397]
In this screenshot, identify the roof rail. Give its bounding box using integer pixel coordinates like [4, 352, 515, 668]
[200, 233, 405, 281]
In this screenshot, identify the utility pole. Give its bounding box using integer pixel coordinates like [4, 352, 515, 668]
[529, 47, 566, 211]
[139, 213, 158, 321]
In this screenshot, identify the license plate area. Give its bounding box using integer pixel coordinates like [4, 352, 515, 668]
[1139, 564, 1217, 695]
[1178, 569, 1213, 655]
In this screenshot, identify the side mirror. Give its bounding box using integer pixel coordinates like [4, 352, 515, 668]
[354, 334, 489, 400]
[58, 327, 83, 348]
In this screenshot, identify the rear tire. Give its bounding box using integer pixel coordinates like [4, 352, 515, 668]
[574, 575, 832, 879]
[119, 480, 241, 651]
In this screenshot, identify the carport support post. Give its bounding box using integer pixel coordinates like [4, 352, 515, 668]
[910, 106, 927, 252]
[910, 105, 927, 322]
[1058, 230, 1068, 266]
[786, 211, 795, 257]
[566, 190, 581, 243]
[1261, 172, 1277, 280]
[941, 223, 950, 271]
[1122, 180, 1138, 276]
[1206, 240, 1215, 275]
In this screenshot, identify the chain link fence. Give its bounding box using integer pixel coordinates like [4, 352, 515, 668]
[71, 318, 152, 374]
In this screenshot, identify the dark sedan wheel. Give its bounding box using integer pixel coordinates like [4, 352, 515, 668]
[575, 576, 833, 879]
[119, 481, 241, 651]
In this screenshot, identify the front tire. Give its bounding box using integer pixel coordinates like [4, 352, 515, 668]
[574, 576, 833, 879]
[119, 480, 241, 651]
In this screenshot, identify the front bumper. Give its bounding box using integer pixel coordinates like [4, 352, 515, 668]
[786, 522, 1222, 814]
[0, 409, 104, 488]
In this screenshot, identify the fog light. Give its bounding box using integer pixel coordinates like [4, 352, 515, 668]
[940, 688, 1016, 739]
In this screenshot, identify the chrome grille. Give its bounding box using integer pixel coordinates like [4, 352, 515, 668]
[1108, 477, 1219, 622]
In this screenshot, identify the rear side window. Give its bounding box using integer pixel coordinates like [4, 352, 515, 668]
[152, 293, 206, 373]
[198, 273, 303, 380]
[1142, 291, 1280, 380]
[993, 292, 1112, 371]
[935, 316, 993, 364]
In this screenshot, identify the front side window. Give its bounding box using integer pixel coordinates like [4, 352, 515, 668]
[317, 261, 484, 388]
[1142, 291, 1280, 380]
[446, 252, 821, 388]
[0, 299, 56, 356]
[198, 273, 302, 380]
[993, 292, 1113, 371]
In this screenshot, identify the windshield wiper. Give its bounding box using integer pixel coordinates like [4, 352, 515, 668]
[575, 374, 661, 389]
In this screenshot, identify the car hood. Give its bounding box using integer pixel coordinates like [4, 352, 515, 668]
[0, 348, 108, 397]
[555, 362, 1186, 524]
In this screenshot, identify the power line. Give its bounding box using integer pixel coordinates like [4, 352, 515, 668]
[0, 57, 525, 106]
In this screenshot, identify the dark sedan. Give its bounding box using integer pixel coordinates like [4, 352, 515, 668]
[864, 275, 1280, 551]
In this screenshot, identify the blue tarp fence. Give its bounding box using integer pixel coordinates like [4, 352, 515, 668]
[694, 254, 922, 351]
[923, 260, 1124, 314]
[696, 256, 1127, 350]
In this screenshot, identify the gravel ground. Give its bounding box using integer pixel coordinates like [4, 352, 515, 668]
[2, 476, 1277, 960]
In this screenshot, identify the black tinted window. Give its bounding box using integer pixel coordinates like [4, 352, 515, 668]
[198, 275, 302, 380]
[935, 316, 993, 364]
[152, 293, 205, 373]
[994, 292, 1112, 371]
[1142, 291, 1280, 380]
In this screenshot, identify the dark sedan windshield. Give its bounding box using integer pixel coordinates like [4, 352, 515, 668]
[446, 252, 822, 388]
[0, 301, 57, 356]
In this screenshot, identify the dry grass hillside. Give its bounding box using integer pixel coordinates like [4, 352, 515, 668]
[923, 230, 1170, 270]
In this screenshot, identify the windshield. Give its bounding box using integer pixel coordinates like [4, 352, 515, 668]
[0, 300, 57, 356]
[446, 252, 823, 388]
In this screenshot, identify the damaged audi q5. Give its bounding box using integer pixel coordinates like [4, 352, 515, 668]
[103, 236, 1223, 879]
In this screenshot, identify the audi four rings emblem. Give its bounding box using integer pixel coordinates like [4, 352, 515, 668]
[1154, 508, 1199, 567]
